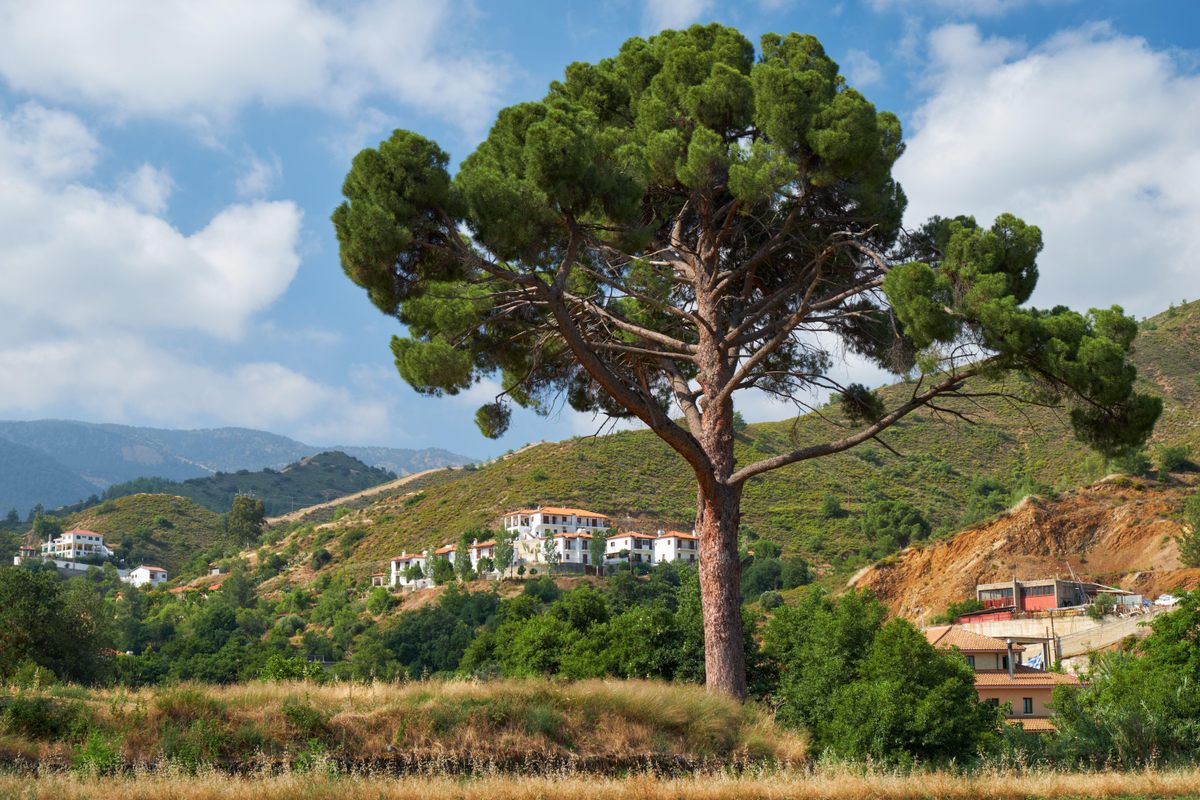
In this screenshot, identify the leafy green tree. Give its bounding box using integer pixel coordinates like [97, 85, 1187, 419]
[820, 493, 843, 519]
[542, 536, 561, 575]
[1156, 445, 1191, 474]
[333, 24, 1159, 697]
[225, 495, 265, 546]
[457, 530, 476, 582]
[429, 556, 455, 585]
[0, 569, 110, 683]
[780, 556, 811, 589]
[821, 619, 1003, 764]
[860, 499, 931, 555]
[31, 512, 62, 542]
[1180, 492, 1200, 567]
[494, 531, 516, 577]
[740, 557, 781, 601]
[589, 528, 608, 575]
[403, 562, 425, 582]
[929, 598, 984, 625]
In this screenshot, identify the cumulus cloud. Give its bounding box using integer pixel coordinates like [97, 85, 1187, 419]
[235, 152, 282, 198]
[0, 105, 302, 339]
[869, 0, 1077, 17]
[897, 24, 1200, 317]
[843, 49, 883, 87]
[643, 0, 713, 32]
[0, 0, 507, 132]
[0, 102, 390, 442]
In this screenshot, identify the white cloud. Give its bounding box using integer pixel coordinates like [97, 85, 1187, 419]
[869, 0, 1076, 17]
[897, 24, 1200, 317]
[643, 0, 713, 32]
[236, 152, 282, 198]
[843, 49, 883, 87]
[116, 164, 174, 215]
[0, 335, 392, 445]
[0, 0, 507, 132]
[0, 103, 301, 339]
[0, 102, 390, 443]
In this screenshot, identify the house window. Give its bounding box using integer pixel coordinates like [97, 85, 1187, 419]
[966, 655, 975, 668]
[1022, 697, 1033, 715]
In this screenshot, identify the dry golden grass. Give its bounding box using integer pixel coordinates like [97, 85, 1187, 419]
[4, 767, 1200, 800]
[1, 679, 805, 769]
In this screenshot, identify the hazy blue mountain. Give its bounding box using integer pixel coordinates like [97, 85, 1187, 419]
[0, 419, 475, 515]
[0, 438, 97, 517]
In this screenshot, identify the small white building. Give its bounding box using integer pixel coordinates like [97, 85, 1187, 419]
[606, 531, 657, 565]
[126, 565, 168, 588]
[467, 539, 497, 570]
[653, 530, 699, 564]
[551, 531, 592, 567]
[40, 530, 113, 561]
[390, 551, 428, 586]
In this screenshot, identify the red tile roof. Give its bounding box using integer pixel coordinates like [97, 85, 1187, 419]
[434, 544, 456, 555]
[926, 625, 1026, 653]
[137, 565, 168, 574]
[1010, 717, 1057, 732]
[973, 667, 1082, 687]
[469, 540, 497, 549]
[659, 530, 698, 540]
[553, 532, 592, 539]
[509, 507, 610, 518]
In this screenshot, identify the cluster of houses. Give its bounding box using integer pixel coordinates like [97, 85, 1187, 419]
[13, 529, 169, 588]
[386, 506, 699, 588]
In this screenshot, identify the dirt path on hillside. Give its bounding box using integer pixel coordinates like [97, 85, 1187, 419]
[265, 441, 548, 525]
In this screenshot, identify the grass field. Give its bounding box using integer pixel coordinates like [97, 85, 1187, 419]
[0, 680, 803, 771]
[4, 767, 1200, 799]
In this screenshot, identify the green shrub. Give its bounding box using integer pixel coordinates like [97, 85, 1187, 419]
[311, 548, 332, 570]
[759, 590, 784, 610]
[2, 695, 85, 741]
[282, 696, 329, 740]
[72, 730, 120, 775]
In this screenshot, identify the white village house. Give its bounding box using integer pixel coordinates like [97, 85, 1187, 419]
[39, 529, 113, 560]
[126, 565, 169, 588]
[387, 506, 703, 587]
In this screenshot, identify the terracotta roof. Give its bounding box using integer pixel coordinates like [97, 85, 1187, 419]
[391, 554, 424, 563]
[370, 572, 386, 577]
[611, 531, 657, 540]
[434, 544, 456, 555]
[1009, 717, 1057, 733]
[658, 530, 698, 540]
[63, 529, 102, 536]
[509, 507, 609, 518]
[926, 625, 1026, 653]
[973, 667, 1082, 687]
[470, 540, 497, 549]
[137, 565, 168, 573]
[553, 532, 592, 539]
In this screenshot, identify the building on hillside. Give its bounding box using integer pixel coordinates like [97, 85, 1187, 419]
[125, 565, 169, 588]
[925, 624, 1082, 731]
[606, 531, 657, 565]
[434, 543, 457, 564]
[39, 530, 113, 561]
[502, 506, 611, 566]
[208, 564, 228, 576]
[370, 572, 388, 587]
[551, 531, 592, 568]
[974, 577, 1128, 616]
[467, 539, 497, 570]
[390, 551, 428, 586]
[653, 530, 698, 564]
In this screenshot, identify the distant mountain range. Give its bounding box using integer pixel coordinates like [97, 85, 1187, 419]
[0, 419, 475, 515]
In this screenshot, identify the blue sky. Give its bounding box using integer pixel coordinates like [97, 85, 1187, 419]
[1, 0, 1197, 460]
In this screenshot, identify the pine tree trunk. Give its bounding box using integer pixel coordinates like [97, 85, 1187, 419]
[696, 479, 746, 699]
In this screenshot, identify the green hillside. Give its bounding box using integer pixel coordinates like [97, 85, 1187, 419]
[271, 301, 1198, 581]
[66, 493, 233, 573]
[84, 451, 396, 516]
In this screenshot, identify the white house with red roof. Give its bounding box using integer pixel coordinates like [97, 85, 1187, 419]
[925, 624, 1082, 731]
[653, 530, 699, 564]
[40, 529, 113, 560]
[502, 506, 611, 566]
[126, 565, 168, 588]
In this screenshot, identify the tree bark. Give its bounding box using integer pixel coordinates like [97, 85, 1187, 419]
[696, 479, 746, 699]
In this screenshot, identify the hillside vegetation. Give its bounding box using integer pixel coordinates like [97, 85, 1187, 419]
[80, 452, 396, 517]
[65, 494, 232, 573]
[263, 301, 1199, 579]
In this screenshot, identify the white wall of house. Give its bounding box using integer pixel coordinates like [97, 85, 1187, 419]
[390, 552, 428, 586]
[606, 533, 655, 564]
[653, 532, 698, 564]
[502, 507, 610, 565]
[40, 530, 113, 560]
[126, 566, 168, 588]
